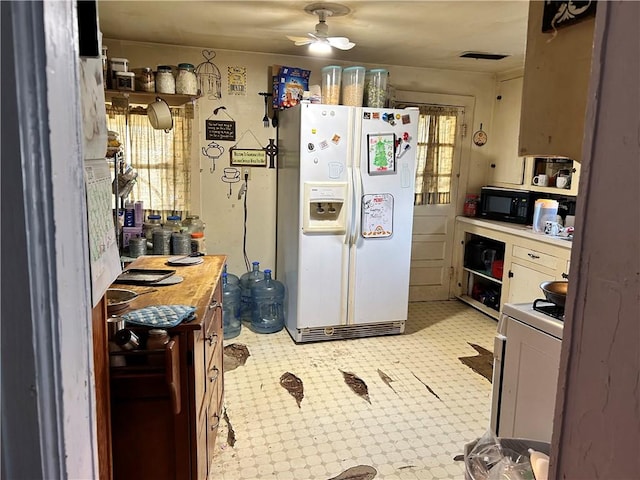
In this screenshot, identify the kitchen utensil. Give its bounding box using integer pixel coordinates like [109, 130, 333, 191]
[114, 268, 176, 284]
[106, 288, 158, 314]
[147, 97, 173, 132]
[556, 175, 569, 189]
[540, 280, 568, 307]
[533, 174, 549, 186]
[482, 248, 497, 271]
[167, 253, 205, 266]
[259, 92, 270, 127]
[544, 221, 561, 236]
[472, 123, 487, 146]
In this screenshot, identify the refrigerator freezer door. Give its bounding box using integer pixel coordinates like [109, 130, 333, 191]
[294, 104, 354, 329]
[348, 108, 418, 324]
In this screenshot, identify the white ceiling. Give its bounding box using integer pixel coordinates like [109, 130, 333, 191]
[97, 1, 529, 74]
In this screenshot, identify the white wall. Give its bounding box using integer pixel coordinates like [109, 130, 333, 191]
[105, 39, 497, 276]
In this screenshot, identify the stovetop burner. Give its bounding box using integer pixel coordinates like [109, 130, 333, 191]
[533, 298, 565, 321]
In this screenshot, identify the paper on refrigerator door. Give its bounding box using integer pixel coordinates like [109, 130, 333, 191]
[361, 193, 393, 238]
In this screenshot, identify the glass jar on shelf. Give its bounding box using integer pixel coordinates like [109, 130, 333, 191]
[175, 63, 198, 95]
[156, 65, 175, 94]
[136, 67, 155, 92]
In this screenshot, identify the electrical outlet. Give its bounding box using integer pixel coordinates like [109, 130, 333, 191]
[243, 168, 251, 181]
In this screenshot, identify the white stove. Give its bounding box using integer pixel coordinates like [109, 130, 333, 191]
[501, 302, 564, 340]
[490, 302, 564, 443]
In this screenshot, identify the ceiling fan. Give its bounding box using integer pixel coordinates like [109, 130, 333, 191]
[286, 3, 355, 53]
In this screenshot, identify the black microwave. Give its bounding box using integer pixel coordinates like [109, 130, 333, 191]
[479, 187, 535, 224]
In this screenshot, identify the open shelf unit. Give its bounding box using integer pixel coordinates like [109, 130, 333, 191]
[457, 233, 506, 319]
[104, 89, 200, 107]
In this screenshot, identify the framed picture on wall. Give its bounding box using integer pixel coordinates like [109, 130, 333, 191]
[542, 1, 597, 32]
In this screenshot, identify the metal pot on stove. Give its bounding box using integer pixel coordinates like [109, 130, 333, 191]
[540, 280, 568, 307]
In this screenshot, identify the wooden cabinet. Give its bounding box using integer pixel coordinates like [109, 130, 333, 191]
[109, 255, 225, 480]
[489, 76, 525, 186]
[454, 217, 572, 319]
[518, 1, 595, 162]
[505, 242, 568, 304]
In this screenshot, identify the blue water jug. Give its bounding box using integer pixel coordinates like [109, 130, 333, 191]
[222, 273, 241, 339]
[223, 263, 240, 286]
[239, 261, 264, 322]
[250, 269, 285, 334]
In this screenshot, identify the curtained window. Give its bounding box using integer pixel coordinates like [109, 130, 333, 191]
[395, 103, 463, 206]
[414, 105, 461, 206]
[106, 104, 193, 219]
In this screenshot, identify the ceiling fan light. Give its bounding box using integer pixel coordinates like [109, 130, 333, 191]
[309, 41, 332, 54]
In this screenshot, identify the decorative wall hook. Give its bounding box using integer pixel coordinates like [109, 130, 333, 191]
[202, 141, 225, 173]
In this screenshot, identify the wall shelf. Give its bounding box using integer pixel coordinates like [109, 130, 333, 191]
[104, 89, 200, 107]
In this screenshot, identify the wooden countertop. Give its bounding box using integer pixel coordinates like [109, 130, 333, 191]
[456, 216, 573, 250]
[110, 254, 226, 331]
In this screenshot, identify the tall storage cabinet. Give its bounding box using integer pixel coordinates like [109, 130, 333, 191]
[489, 76, 525, 186]
[110, 255, 225, 480]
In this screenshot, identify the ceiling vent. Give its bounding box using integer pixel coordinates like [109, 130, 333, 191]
[460, 52, 509, 60]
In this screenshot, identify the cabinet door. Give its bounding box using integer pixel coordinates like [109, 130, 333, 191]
[498, 318, 561, 442]
[518, 0, 595, 161]
[489, 77, 525, 185]
[506, 262, 552, 304]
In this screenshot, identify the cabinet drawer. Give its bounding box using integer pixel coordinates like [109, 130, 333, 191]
[512, 245, 558, 270]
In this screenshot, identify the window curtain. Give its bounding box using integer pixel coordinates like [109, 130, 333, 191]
[395, 103, 461, 206]
[414, 105, 460, 205]
[106, 104, 193, 218]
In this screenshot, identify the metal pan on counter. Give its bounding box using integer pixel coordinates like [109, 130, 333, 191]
[106, 288, 157, 315]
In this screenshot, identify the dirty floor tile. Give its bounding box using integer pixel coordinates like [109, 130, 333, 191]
[212, 300, 497, 480]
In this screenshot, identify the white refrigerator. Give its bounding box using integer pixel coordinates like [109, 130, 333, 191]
[276, 103, 418, 342]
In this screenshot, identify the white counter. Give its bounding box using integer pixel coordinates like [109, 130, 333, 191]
[456, 216, 573, 250]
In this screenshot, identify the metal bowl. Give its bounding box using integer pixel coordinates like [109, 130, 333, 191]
[540, 280, 568, 307]
[106, 288, 137, 314]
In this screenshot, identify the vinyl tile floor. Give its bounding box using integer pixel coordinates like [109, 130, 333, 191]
[211, 300, 498, 480]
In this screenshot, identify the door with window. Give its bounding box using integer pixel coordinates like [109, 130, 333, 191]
[394, 92, 473, 301]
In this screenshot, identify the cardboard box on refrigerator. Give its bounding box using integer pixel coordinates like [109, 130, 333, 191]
[273, 65, 311, 109]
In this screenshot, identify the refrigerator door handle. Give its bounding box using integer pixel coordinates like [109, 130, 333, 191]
[351, 166, 363, 246]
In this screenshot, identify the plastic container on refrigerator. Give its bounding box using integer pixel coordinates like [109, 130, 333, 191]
[341, 66, 366, 106]
[365, 68, 388, 107]
[321, 65, 341, 105]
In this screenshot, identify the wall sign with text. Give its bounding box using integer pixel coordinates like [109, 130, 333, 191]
[206, 120, 236, 141]
[230, 148, 267, 167]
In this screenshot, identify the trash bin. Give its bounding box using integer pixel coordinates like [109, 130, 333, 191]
[463, 437, 551, 480]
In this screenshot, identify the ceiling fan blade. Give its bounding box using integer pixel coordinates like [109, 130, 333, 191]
[286, 35, 312, 46]
[327, 37, 355, 50]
